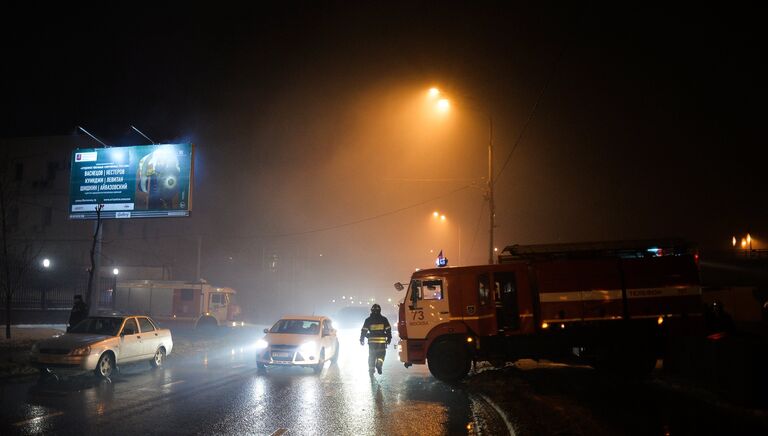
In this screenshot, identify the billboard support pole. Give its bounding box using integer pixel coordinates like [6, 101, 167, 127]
[86, 204, 103, 315]
[196, 235, 202, 281]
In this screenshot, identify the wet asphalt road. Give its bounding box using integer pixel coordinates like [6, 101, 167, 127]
[0, 328, 500, 436]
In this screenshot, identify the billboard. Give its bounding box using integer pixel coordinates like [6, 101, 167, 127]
[69, 143, 193, 220]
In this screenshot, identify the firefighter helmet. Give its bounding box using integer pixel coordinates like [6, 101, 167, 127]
[371, 304, 381, 314]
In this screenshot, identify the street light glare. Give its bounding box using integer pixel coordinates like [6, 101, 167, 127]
[428, 87, 440, 98]
[440, 215, 446, 221]
[113, 268, 119, 276]
[436, 98, 450, 113]
[42, 258, 51, 268]
[433, 211, 439, 217]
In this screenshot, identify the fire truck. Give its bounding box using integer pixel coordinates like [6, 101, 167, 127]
[114, 279, 242, 328]
[396, 240, 703, 381]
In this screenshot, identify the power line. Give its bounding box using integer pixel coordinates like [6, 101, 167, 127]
[493, 10, 579, 185]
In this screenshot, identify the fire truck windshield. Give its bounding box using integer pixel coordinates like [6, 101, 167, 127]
[409, 279, 444, 305]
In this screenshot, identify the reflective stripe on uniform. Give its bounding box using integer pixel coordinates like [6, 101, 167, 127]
[368, 337, 388, 343]
[369, 324, 385, 331]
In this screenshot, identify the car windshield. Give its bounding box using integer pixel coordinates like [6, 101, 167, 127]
[270, 319, 320, 335]
[69, 317, 124, 336]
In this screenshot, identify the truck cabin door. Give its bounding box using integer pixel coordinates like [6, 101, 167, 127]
[405, 278, 449, 339]
[493, 272, 520, 332]
[208, 293, 229, 323]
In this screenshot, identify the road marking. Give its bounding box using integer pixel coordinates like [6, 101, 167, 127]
[13, 412, 64, 427]
[478, 394, 516, 436]
[231, 364, 247, 369]
[161, 380, 185, 388]
[270, 428, 289, 436]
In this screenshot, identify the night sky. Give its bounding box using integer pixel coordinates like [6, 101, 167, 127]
[2, 3, 763, 311]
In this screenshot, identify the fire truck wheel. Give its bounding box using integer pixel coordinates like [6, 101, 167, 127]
[427, 339, 471, 382]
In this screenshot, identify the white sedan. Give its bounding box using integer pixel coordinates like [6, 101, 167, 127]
[30, 315, 173, 379]
[255, 315, 339, 373]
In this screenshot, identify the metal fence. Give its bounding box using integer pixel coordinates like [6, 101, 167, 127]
[3, 276, 115, 310]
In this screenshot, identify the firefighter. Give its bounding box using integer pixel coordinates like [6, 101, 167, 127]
[67, 295, 89, 332]
[360, 304, 392, 375]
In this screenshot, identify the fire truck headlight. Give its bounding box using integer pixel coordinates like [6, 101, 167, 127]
[232, 322, 237, 327]
[255, 339, 269, 349]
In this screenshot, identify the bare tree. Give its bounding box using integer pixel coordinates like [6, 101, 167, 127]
[0, 154, 42, 339]
[85, 204, 103, 314]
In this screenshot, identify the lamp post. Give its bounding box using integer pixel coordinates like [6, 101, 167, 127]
[112, 268, 119, 309]
[432, 211, 462, 266]
[41, 258, 51, 310]
[427, 88, 495, 264]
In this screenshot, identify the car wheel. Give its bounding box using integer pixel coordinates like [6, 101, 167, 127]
[313, 349, 325, 374]
[257, 362, 267, 373]
[330, 340, 340, 364]
[151, 347, 166, 369]
[94, 353, 115, 379]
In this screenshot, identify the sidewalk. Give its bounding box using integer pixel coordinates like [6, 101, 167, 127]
[0, 325, 66, 379]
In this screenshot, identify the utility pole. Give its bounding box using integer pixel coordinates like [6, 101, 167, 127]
[487, 115, 495, 265]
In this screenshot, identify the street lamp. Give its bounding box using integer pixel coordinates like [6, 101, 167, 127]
[112, 268, 119, 309]
[42, 258, 51, 269]
[432, 211, 462, 266]
[427, 87, 495, 264]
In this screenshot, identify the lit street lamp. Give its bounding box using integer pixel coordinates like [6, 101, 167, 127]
[432, 211, 462, 266]
[427, 87, 495, 264]
[42, 258, 51, 269]
[112, 268, 119, 309]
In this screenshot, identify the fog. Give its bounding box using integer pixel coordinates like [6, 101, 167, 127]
[3, 3, 762, 323]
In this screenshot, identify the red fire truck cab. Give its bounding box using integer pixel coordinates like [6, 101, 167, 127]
[397, 240, 703, 381]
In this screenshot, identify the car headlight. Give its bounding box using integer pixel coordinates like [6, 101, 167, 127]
[255, 339, 269, 349]
[298, 341, 316, 355]
[70, 345, 91, 356]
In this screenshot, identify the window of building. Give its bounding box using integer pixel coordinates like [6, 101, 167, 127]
[42, 207, 52, 226]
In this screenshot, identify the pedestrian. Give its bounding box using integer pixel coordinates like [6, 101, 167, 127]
[360, 304, 392, 375]
[68, 295, 89, 332]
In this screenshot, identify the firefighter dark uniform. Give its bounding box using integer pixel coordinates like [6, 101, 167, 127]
[360, 304, 392, 375]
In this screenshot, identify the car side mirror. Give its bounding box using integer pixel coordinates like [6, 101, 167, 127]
[394, 282, 405, 291]
[263, 328, 269, 334]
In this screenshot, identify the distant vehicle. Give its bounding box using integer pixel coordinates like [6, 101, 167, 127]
[255, 315, 339, 373]
[114, 280, 242, 328]
[30, 315, 173, 379]
[397, 239, 704, 381]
